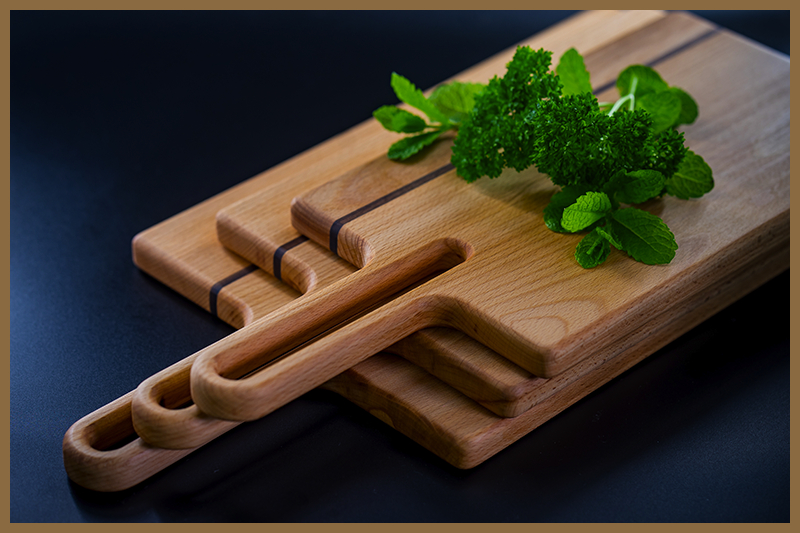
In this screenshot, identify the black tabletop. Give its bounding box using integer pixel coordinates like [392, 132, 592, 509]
[10, 10, 790, 522]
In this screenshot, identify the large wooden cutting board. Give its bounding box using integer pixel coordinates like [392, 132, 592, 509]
[63, 10, 667, 492]
[62, 10, 789, 492]
[190, 12, 789, 423]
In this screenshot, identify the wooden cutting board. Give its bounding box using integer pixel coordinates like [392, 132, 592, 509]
[124, 12, 674, 452]
[61, 10, 789, 492]
[189, 12, 789, 425]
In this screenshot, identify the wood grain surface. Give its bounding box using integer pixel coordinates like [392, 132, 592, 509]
[62, 10, 790, 492]
[322, 239, 788, 469]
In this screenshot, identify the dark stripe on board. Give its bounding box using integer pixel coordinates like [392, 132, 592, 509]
[209, 263, 260, 317]
[273, 235, 310, 282]
[329, 163, 454, 255]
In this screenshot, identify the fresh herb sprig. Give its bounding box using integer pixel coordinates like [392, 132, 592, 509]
[374, 47, 714, 269]
[373, 73, 485, 160]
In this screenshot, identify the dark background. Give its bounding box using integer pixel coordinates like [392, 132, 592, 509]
[10, 11, 790, 522]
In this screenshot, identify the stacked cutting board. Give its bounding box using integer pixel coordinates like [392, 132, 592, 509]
[62, 10, 790, 492]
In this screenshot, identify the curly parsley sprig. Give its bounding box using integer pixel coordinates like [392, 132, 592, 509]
[375, 47, 714, 269]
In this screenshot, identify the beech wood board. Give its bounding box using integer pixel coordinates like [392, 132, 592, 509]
[61, 10, 789, 493]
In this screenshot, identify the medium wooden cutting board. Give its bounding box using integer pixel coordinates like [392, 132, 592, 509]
[124, 12, 675, 453]
[192, 12, 788, 425]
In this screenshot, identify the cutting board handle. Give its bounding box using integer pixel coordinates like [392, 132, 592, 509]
[131, 350, 241, 449]
[190, 293, 451, 422]
[187, 238, 471, 422]
[130, 238, 471, 445]
[62, 391, 196, 492]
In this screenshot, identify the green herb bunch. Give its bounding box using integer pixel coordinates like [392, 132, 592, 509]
[375, 47, 714, 268]
[372, 73, 485, 160]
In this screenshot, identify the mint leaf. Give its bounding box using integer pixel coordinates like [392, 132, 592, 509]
[607, 208, 677, 264]
[373, 105, 428, 133]
[391, 72, 451, 125]
[637, 90, 682, 134]
[377, 75, 466, 161]
[543, 184, 593, 232]
[575, 228, 611, 268]
[556, 48, 592, 96]
[616, 65, 669, 98]
[666, 150, 714, 199]
[387, 130, 443, 160]
[610, 169, 666, 204]
[669, 87, 698, 126]
[428, 81, 485, 124]
[595, 224, 623, 250]
[561, 191, 612, 232]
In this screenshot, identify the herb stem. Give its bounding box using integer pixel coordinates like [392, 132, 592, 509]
[608, 75, 638, 116]
[607, 94, 631, 116]
[627, 76, 638, 112]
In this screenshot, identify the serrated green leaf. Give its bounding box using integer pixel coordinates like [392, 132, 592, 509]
[575, 228, 611, 268]
[390, 72, 451, 125]
[665, 150, 714, 199]
[637, 90, 682, 134]
[610, 169, 665, 204]
[387, 130, 443, 160]
[608, 208, 677, 264]
[616, 65, 669, 99]
[669, 87, 698, 126]
[373, 105, 428, 133]
[556, 48, 592, 96]
[543, 184, 593, 232]
[562, 191, 612, 232]
[428, 81, 485, 124]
